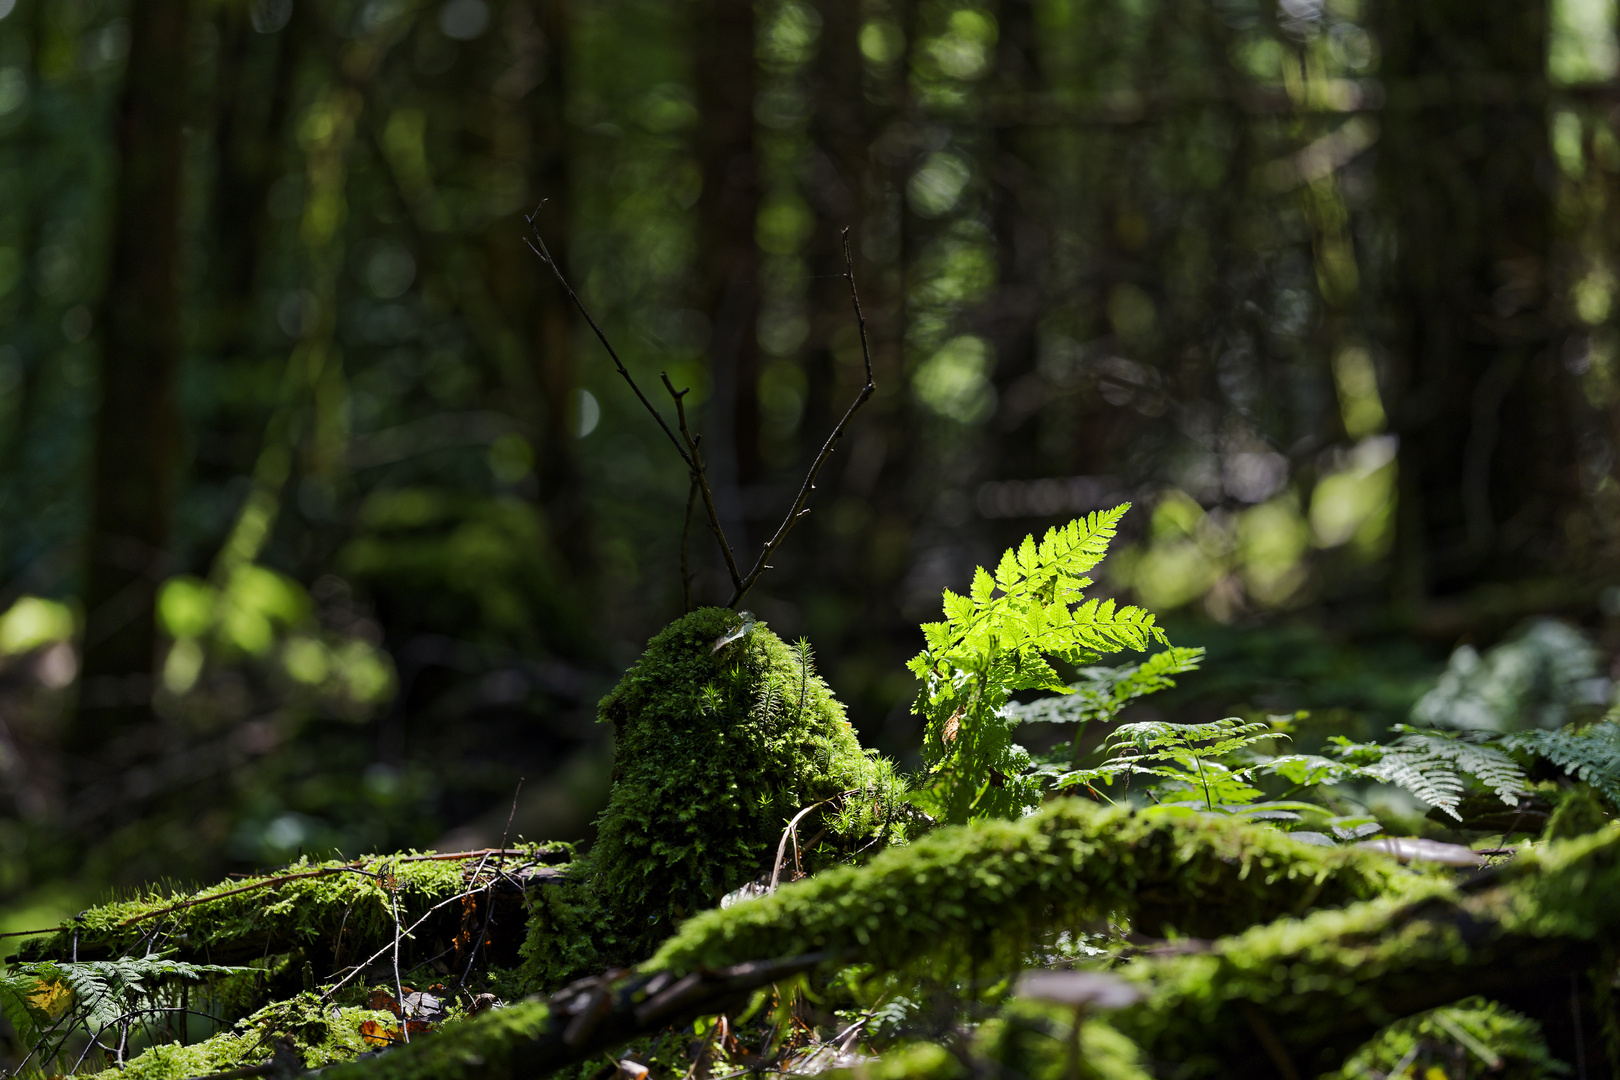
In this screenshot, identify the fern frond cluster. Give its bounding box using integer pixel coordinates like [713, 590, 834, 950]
[0, 956, 249, 1072]
[907, 507, 1181, 823]
[1502, 720, 1620, 805]
[1331, 726, 1527, 821]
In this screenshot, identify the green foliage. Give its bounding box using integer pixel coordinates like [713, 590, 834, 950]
[1056, 717, 1279, 811]
[1503, 721, 1620, 806]
[906, 508, 1174, 823]
[0, 956, 249, 1076]
[1330, 999, 1568, 1080]
[1331, 725, 1528, 821]
[1412, 619, 1606, 732]
[519, 608, 904, 991]
[1007, 647, 1204, 762]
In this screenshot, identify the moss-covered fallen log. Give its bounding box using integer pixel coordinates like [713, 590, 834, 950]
[15, 848, 566, 971]
[650, 799, 1418, 976]
[1116, 825, 1620, 1077]
[149, 804, 1409, 1080]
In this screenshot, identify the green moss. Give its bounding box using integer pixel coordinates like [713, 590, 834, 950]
[19, 850, 547, 969]
[522, 609, 901, 990]
[1544, 783, 1609, 841]
[317, 1001, 555, 1080]
[93, 993, 411, 1079]
[1116, 826, 1620, 1076]
[825, 1014, 1150, 1080]
[650, 799, 1416, 978]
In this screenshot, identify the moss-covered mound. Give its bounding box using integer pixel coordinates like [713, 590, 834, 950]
[521, 608, 900, 990]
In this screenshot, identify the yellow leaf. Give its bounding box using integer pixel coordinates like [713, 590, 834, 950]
[26, 978, 72, 1019]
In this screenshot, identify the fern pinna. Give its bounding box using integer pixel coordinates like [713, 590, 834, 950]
[907, 506, 1175, 823]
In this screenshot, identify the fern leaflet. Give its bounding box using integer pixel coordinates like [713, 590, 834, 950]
[1502, 721, 1620, 805]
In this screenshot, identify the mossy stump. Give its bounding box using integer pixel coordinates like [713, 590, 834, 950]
[520, 608, 895, 990]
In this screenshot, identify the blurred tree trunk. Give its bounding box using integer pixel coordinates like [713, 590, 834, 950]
[1378, 1, 1584, 603]
[75, 0, 193, 753]
[802, 0, 871, 467]
[693, 0, 761, 554]
[194, 0, 305, 507]
[985, 0, 1044, 486]
[528, 0, 587, 556]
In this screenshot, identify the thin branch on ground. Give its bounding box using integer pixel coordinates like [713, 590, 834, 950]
[388, 883, 409, 1044]
[727, 228, 876, 608]
[768, 789, 861, 893]
[320, 861, 545, 1002]
[496, 778, 525, 873]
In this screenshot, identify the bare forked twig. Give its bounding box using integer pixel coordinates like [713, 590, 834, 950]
[523, 210, 693, 472]
[728, 228, 875, 607]
[525, 212, 875, 609]
[659, 373, 743, 587]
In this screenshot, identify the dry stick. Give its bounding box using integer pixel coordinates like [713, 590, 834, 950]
[522, 216, 692, 472]
[525, 212, 745, 593]
[496, 777, 525, 873]
[14, 1002, 89, 1077]
[727, 228, 876, 608]
[660, 374, 743, 589]
[767, 790, 862, 893]
[320, 863, 542, 1002]
[681, 475, 698, 613]
[387, 884, 410, 1044]
[528, 213, 874, 609]
[454, 779, 527, 994]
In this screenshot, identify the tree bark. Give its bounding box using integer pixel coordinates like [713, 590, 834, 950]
[1377, 0, 1583, 603]
[75, 0, 193, 755]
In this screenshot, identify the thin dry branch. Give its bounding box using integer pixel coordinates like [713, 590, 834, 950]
[727, 229, 875, 608]
[681, 477, 699, 612]
[523, 211, 693, 471]
[526, 216, 874, 608]
[661, 373, 743, 589]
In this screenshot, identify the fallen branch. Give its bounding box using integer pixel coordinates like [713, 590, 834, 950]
[317, 951, 839, 1080]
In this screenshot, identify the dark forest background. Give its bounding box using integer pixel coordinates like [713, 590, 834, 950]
[0, 0, 1617, 933]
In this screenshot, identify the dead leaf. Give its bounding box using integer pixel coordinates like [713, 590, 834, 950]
[26, 978, 72, 1019]
[360, 1019, 403, 1047]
